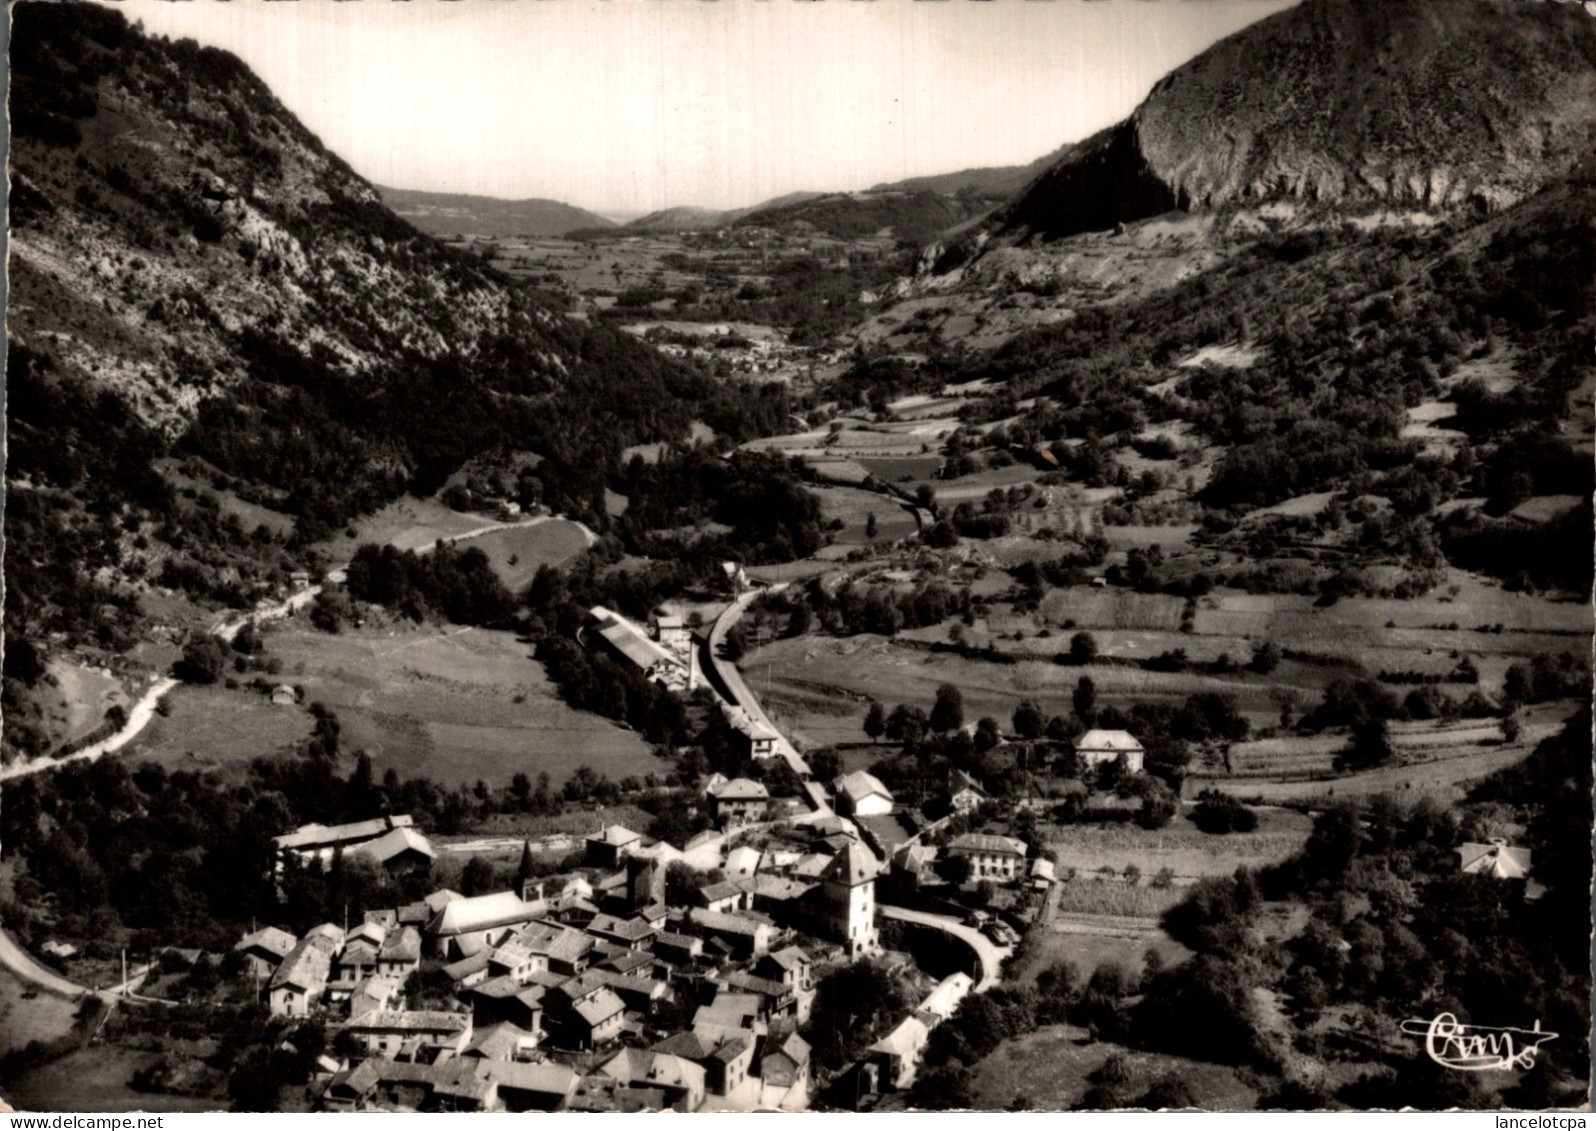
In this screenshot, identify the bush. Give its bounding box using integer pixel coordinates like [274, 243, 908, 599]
[1191, 790, 1259, 835]
[174, 635, 229, 684]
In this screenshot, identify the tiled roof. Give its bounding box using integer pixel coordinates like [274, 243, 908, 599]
[587, 913, 656, 942]
[834, 770, 892, 804]
[761, 946, 810, 973]
[699, 879, 750, 903]
[463, 1021, 536, 1061]
[712, 777, 769, 802]
[235, 926, 297, 960]
[1074, 729, 1144, 753]
[428, 891, 540, 936]
[269, 935, 336, 993]
[687, 908, 768, 937]
[479, 1060, 577, 1098]
[654, 931, 703, 954]
[346, 1009, 471, 1034]
[574, 987, 627, 1026]
[274, 814, 415, 852]
[349, 825, 435, 866]
[725, 971, 788, 999]
[948, 832, 1027, 857]
[603, 950, 654, 976]
[378, 926, 422, 963]
[471, 975, 525, 1000]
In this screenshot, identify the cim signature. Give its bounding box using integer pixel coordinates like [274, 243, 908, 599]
[1400, 1013, 1559, 1072]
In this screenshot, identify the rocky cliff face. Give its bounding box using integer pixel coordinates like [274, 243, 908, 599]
[999, 0, 1596, 241]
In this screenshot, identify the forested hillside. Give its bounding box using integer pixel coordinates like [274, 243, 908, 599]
[3, 4, 791, 757]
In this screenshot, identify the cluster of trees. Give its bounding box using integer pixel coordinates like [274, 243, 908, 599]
[532, 635, 690, 746]
[343, 542, 515, 626]
[2, 342, 298, 684]
[743, 572, 1004, 644]
[910, 954, 1213, 1110]
[804, 959, 914, 1072]
[1135, 710, 1593, 1108]
[613, 448, 825, 565]
[856, 676, 1250, 813]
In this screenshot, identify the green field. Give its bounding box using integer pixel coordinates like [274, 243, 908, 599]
[4, 1046, 225, 1113]
[457, 520, 591, 590]
[1046, 809, 1312, 884]
[318, 496, 506, 557]
[130, 624, 661, 789]
[131, 683, 317, 768]
[0, 967, 81, 1057]
[813, 485, 919, 546]
[968, 1025, 1258, 1111]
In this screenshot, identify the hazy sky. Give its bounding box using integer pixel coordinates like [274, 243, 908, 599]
[115, 0, 1297, 214]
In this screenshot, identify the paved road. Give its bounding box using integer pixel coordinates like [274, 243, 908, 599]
[0, 929, 157, 1003]
[0, 930, 91, 998]
[880, 905, 1010, 992]
[703, 585, 814, 781]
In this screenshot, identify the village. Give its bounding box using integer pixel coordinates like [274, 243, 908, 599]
[235, 764, 1074, 1109]
[191, 580, 1158, 1113]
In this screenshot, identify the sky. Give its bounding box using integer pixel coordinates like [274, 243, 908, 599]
[113, 0, 1298, 215]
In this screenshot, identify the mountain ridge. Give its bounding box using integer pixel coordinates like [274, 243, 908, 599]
[995, 0, 1596, 243]
[373, 185, 615, 238]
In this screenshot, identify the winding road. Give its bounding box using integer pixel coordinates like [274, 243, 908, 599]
[1, 514, 595, 784]
[0, 929, 161, 1004]
[879, 905, 1011, 992]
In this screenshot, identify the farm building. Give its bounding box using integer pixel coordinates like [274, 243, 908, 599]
[271, 684, 297, 706]
[351, 826, 437, 875]
[274, 815, 433, 874]
[1458, 839, 1531, 879]
[832, 771, 893, 817]
[584, 606, 697, 692]
[946, 833, 1028, 882]
[1073, 729, 1146, 773]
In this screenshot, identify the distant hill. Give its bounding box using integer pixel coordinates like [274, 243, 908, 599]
[624, 206, 733, 233]
[868, 143, 1074, 200]
[375, 185, 614, 238]
[623, 191, 825, 234]
[997, 0, 1596, 242]
[733, 189, 995, 245]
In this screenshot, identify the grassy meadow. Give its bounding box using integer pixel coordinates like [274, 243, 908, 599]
[128, 622, 660, 788]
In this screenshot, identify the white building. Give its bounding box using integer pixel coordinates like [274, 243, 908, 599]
[1074, 729, 1145, 773]
[946, 833, 1028, 883]
[832, 771, 893, 818]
